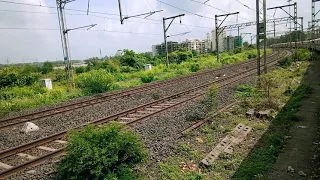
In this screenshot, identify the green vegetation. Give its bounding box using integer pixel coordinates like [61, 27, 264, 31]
[0, 48, 271, 116]
[279, 48, 312, 68]
[75, 69, 115, 95]
[56, 122, 147, 180]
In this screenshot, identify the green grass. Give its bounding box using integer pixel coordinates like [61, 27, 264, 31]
[232, 84, 312, 179]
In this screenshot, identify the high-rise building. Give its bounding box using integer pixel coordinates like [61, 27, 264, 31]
[212, 28, 226, 52]
[151, 41, 182, 57]
[223, 36, 236, 52]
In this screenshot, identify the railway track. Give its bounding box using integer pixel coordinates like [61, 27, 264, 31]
[0, 50, 289, 179]
[0, 51, 281, 130]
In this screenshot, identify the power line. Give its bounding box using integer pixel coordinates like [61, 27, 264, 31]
[0, 9, 214, 30]
[157, 0, 215, 20]
[235, 0, 255, 12]
[189, 0, 253, 21]
[0, 0, 119, 16]
[0, 27, 163, 35]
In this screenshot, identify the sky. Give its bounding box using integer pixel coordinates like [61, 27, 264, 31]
[0, 0, 313, 63]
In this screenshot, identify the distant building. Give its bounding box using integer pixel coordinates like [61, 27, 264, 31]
[223, 36, 236, 52]
[212, 28, 226, 52]
[152, 41, 182, 57]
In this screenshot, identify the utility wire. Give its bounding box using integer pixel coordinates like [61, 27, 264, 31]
[0, 27, 163, 35]
[0, 9, 214, 29]
[144, 0, 154, 11]
[157, 0, 215, 20]
[189, 0, 252, 21]
[0, 0, 119, 16]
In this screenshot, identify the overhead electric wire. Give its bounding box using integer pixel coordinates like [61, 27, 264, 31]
[157, 0, 215, 20]
[0, 9, 214, 29]
[0, 27, 163, 35]
[189, 0, 252, 21]
[0, 0, 119, 16]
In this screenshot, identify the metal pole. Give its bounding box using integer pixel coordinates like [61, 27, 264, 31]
[118, 0, 123, 24]
[288, 0, 292, 48]
[57, 0, 73, 82]
[163, 18, 169, 67]
[274, 21, 276, 38]
[256, 0, 261, 76]
[238, 26, 240, 47]
[263, 0, 267, 74]
[312, 0, 315, 57]
[215, 15, 219, 62]
[301, 17, 304, 46]
[294, 3, 298, 57]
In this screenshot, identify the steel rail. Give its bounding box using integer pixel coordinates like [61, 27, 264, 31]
[0, 52, 280, 129]
[0, 51, 288, 179]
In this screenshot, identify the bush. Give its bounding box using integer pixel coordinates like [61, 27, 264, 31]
[0, 66, 40, 88]
[75, 66, 86, 74]
[292, 49, 312, 61]
[279, 57, 293, 68]
[235, 85, 256, 98]
[41, 61, 54, 74]
[190, 63, 200, 72]
[75, 69, 114, 94]
[140, 73, 155, 83]
[56, 123, 148, 180]
[121, 66, 135, 73]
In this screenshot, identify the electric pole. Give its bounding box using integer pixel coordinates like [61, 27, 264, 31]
[263, 0, 267, 74]
[256, 0, 261, 76]
[311, 0, 320, 60]
[162, 14, 185, 67]
[57, 0, 73, 84]
[99, 48, 102, 59]
[56, 0, 96, 86]
[288, 0, 292, 48]
[268, 3, 299, 59]
[215, 12, 239, 62]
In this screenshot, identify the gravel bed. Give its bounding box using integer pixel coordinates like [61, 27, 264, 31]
[44, 142, 66, 150]
[0, 155, 27, 168]
[6, 157, 60, 180]
[5, 71, 258, 180]
[22, 148, 49, 158]
[0, 59, 262, 151]
[1, 53, 276, 121]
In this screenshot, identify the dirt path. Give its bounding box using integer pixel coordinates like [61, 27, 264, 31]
[267, 60, 320, 179]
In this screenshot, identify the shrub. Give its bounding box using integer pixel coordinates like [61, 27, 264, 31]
[0, 66, 40, 88]
[140, 73, 155, 83]
[41, 61, 54, 74]
[235, 85, 256, 98]
[75, 66, 86, 74]
[75, 69, 114, 94]
[56, 123, 148, 180]
[279, 57, 293, 68]
[121, 66, 135, 73]
[292, 49, 312, 61]
[190, 63, 200, 72]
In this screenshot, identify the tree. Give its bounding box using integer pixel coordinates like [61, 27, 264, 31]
[243, 41, 249, 49]
[56, 123, 148, 180]
[120, 49, 145, 70]
[41, 61, 53, 74]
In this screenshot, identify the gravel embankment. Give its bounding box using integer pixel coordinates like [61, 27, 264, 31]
[6, 72, 257, 180]
[0, 60, 261, 151]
